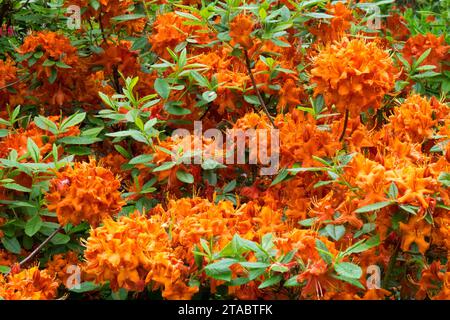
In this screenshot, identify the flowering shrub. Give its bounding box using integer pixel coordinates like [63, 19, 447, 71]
[0, 0, 449, 301]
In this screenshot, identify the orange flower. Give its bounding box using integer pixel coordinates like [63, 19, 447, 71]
[0, 266, 59, 300]
[399, 215, 432, 254]
[229, 14, 255, 49]
[275, 109, 341, 168]
[311, 37, 397, 117]
[387, 165, 436, 210]
[83, 212, 196, 298]
[46, 251, 82, 287]
[402, 33, 449, 72]
[0, 57, 17, 88]
[18, 31, 82, 108]
[385, 13, 410, 41]
[308, 2, 354, 43]
[0, 116, 80, 160]
[45, 159, 125, 227]
[386, 94, 448, 143]
[149, 12, 211, 59]
[277, 79, 305, 112]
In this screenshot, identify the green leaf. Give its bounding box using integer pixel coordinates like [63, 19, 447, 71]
[204, 258, 238, 282]
[27, 138, 40, 162]
[399, 204, 419, 215]
[201, 158, 226, 170]
[176, 170, 194, 184]
[164, 102, 191, 115]
[243, 95, 260, 105]
[270, 168, 289, 186]
[57, 136, 101, 145]
[388, 182, 398, 199]
[48, 67, 57, 84]
[334, 262, 362, 279]
[60, 112, 86, 131]
[202, 91, 217, 103]
[304, 12, 334, 19]
[413, 48, 432, 69]
[153, 161, 176, 172]
[258, 275, 283, 289]
[412, 71, 440, 79]
[114, 145, 131, 159]
[111, 14, 146, 22]
[69, 281, 101, 293]
[129, 154, 153, 165]
[25, 215, 43, 237]
[0, 266, 11, 274]
[438, 172, 450, 187]
[222, 180, 236, 193]
[66, 146, 92, 156]
[344, 235, 380, 256]
[154, 78, 170, 100]
[34, 116, 59, 134]
[325, 224, 346, 241]
[354, 201, 393, 213]
[89, 0, 100, 10]
[55, 61, 72, 69]
[50, 233, 70, 245]
[332, 274, 365, 289]
[3, 183, 31, 193]
[315, 239, 333, 265]
[1, 237, 21, 254]
[284, 275, 301, 287]
[299, 217, 317, 227]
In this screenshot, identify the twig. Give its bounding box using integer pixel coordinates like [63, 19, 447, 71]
[339, 109, 349, 141]
[112, 65, 122, 93]
[382, 240, 401, 289]
[98, 11, 108, 44]
[18, 227, 63, 267]
[0, 0, 12, 29]
[243, 49, 276, 128]
[0, 75, 29, 91]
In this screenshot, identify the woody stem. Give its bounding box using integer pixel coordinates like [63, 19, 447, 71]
[18, 227, 63, 267]
[243, 49, 277, 128]
[339, 109, 349, 141]
[382, 240, 401, 289]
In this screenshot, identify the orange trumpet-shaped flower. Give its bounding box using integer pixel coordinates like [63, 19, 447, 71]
[399, 215, 432, 254]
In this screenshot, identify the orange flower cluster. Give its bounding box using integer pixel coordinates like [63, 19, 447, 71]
[308, 2, 354, 43]
[311, 37, 398, 117]
[0, 116, 80, 159]
[402, 33, 449, 72]
[83, 213, 196, 299]
[0, 266, 59, 300]
[18, 31, 82, 107]
[0, 57, 16, 89]
[385, 94, 448, 143]
[385, 13, 410, 41]
[229, 14, 255, 49]
[46, 251, 82, 287]
[45, 160, 125, 227]
[149, 12, 212, 59]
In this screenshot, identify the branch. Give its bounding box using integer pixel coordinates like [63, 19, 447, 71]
[18, 226, 63, 267]
[243, 49, 276, 128]
[339, 109, 349, 141]
[0, 75, 29, 91]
